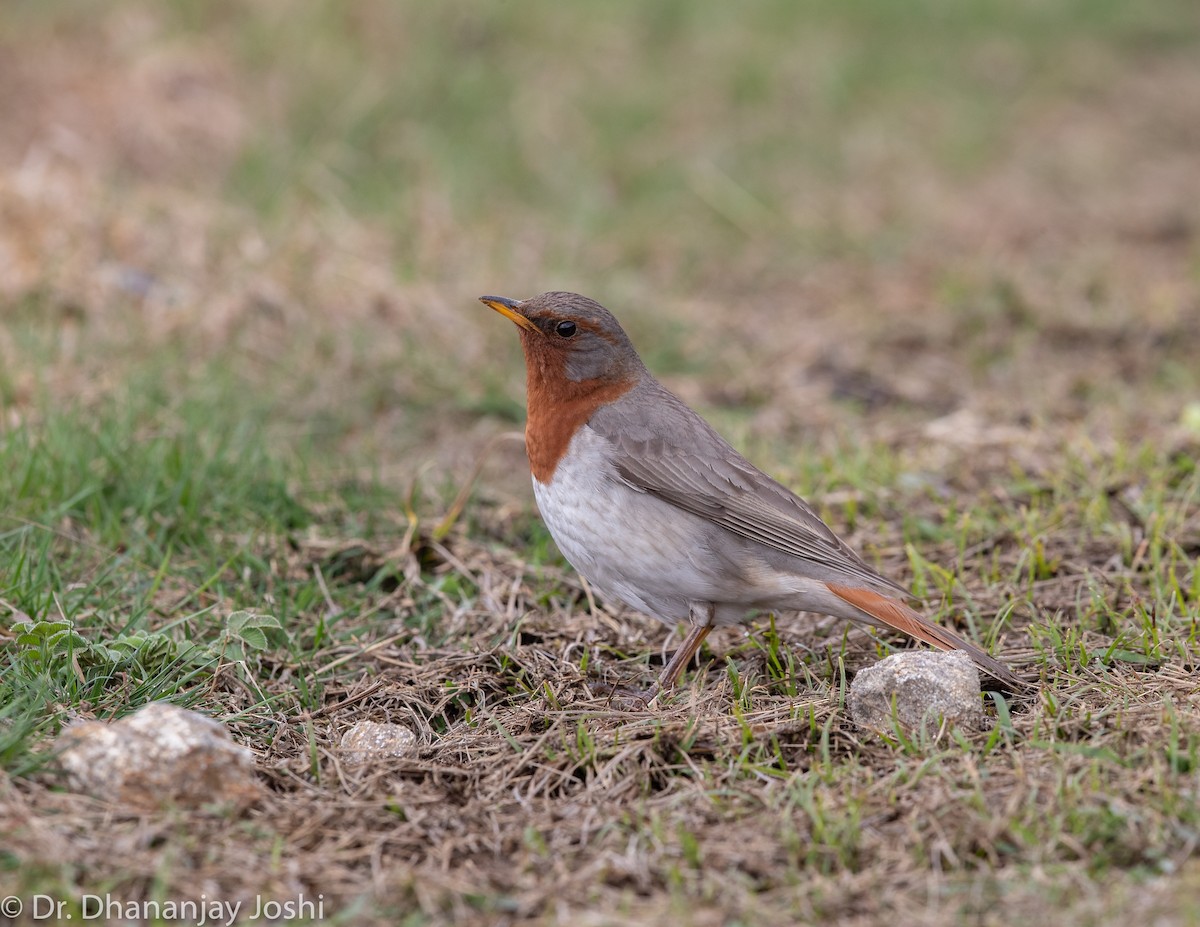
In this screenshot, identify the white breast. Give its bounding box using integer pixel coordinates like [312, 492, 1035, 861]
[532, 426, 738, 624]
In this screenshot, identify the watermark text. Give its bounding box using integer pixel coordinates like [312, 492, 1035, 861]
[2, 892, 325, 924]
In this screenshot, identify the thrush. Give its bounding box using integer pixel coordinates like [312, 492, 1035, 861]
[480, 291, 1025, 695]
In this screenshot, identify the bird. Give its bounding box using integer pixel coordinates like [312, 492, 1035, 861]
[480, 291, 1025, 696]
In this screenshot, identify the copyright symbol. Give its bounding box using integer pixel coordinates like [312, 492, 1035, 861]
[1, 895, 22, 917]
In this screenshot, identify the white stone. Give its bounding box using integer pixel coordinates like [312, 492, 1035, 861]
[849, 650, 984, 736]
[55, 702, 261, 810]
[338, 721, 417, 764]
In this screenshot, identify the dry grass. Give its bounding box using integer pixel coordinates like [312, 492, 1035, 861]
[2, 2, 1200, 925]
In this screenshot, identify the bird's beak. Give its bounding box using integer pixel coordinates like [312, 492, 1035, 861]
[479, 295, 539, 333]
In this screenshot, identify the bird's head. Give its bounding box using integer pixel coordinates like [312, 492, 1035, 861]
[480, 291, 643, 387]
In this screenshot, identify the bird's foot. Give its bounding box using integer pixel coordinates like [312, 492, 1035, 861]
[601, 684, 659, 711]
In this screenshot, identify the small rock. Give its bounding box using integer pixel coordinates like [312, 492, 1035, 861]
[338, 721, 417, 764]
[56, 702, 261, 811]
[849, 650, 984, 737]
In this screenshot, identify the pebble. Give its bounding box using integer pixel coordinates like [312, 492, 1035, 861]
[848, 649, 984, 737]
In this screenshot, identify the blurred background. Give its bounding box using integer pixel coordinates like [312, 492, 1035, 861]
[1, 0, 1198, 502]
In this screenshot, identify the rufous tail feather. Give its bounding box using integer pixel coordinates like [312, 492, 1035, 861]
[825, 582, 1028, 690]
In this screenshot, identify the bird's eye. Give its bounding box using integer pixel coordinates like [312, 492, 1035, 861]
[554, 320, 577, 337]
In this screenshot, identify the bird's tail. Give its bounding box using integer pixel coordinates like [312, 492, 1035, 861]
[825, 582, 1029, 691]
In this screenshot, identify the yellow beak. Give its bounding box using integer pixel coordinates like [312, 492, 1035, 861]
[479, 295, 539, 333]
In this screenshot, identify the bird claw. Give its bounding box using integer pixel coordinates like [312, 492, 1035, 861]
[602, 684, 658, 711]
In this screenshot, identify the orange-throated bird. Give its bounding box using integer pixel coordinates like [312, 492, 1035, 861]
[481, 291, 1024, 695]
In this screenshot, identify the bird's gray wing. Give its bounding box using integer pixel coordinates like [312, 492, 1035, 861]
[588, 383, 907, 595]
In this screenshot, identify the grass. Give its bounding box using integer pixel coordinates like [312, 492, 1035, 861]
[2, 1, 1200, 924]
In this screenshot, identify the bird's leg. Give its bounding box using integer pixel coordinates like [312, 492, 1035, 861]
[604, 606, 715, 710]
[652, 603, 715, 695]
[657, 624, 712, 690]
